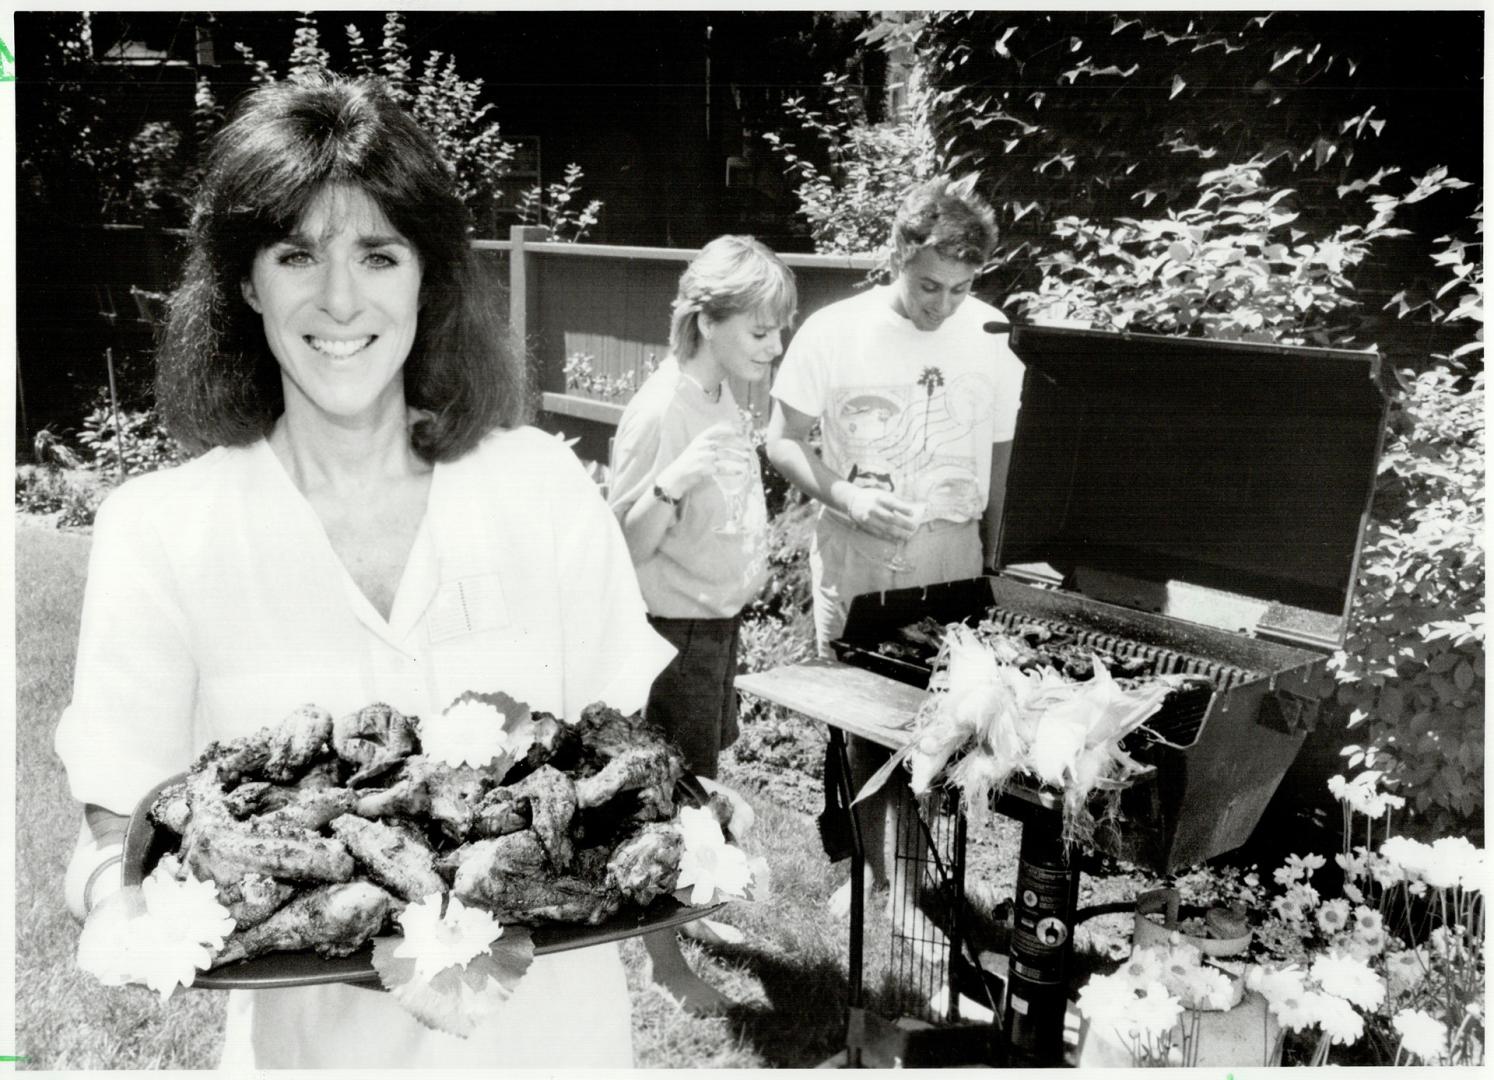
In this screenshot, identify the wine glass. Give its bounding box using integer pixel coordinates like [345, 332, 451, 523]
[883, 500, 928, 573]
[711, 450, 752, 535]
[711, 415, 755, 536]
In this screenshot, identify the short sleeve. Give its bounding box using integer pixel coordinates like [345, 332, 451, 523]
[53, 482, 198, 815]
[551, 445, 676, 719]
[771, 307, 831, 419]
[607, 391, 671, 520]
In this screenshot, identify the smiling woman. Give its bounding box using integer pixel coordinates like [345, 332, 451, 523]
[53, 77, 675, 1070]
[241, 186, 424, 428]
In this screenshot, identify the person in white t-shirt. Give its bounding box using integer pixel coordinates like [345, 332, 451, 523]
[766, 175, 1024, 915]
[609, 235, 797, 1012]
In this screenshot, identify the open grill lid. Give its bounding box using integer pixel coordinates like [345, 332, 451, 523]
[998, 325, 1388, 652]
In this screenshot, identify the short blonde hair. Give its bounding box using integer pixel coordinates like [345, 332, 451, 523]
[669, 235, 798, 359]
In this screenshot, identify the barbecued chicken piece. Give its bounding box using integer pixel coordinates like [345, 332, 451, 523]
[332, 702, 417, 785]
[218, 873, 297, 930]
[606, 821, 683, 905]
[352, 757, 493, 841]
[353, 766, 431, 820]
[185, 815, 356, 889]
[574, 744, 682, 812]
[574, 703, 669, 762]
[507, 765, 576, 868]
[192, 730, 274, 786]
[149, 781, 192, 835]
[257, 786, 359, 831]
[215, 881, 395, 964]
[452, 832, 620, 925]
[222, 781, 297, 819]
[473, 786, 529, 838]
[329, 814, 445, 901]
[508, 711, 581, 777]
[263, 704, 335, 781]
[182, 768, 355, 887]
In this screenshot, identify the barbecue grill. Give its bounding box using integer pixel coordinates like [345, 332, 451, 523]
[823, 324, 1388, 1064]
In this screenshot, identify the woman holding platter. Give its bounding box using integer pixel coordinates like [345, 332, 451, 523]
[55, 77, 673, 1069]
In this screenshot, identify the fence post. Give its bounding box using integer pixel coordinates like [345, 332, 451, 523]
[509, 224, 552, 393]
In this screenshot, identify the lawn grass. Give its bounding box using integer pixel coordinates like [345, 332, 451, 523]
[13, 516, 964, 1069]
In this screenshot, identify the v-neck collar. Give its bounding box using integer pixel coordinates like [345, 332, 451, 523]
[254, 438, 442, 649]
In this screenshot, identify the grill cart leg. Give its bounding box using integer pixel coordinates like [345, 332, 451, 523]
[826, 728, 867, 1068]
[1003, 811, 1082, 1066]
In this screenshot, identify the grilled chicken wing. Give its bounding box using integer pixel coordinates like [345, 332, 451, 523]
[218, 873, 297, 930]
[332, 703, 417, 785]
[507, 765, 576, 868]
[215, 881, 394, 965]
[574, 745, 681, 811]
[263, 704, 335, 781]
[606, 821, 683, 905]
[257, 787, 359, 831]
[473, 786, 529, 838]
[329, 814, 445, 901]
[182, 770, 354, 887]
[452, 832, 619, 925]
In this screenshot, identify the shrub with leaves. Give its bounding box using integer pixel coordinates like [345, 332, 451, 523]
[76, 397, 188, 478]
[762, 70, 938, 258]
[1008, 163, 1470, 346]
[1332, 206, 1484, 836]
[517, 163, 604, 244]
[234, 12, 520, 237]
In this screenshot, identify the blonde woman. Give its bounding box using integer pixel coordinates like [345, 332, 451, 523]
[609, 235, 797, 1012]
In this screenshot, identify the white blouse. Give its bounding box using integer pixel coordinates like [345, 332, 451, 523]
[55, 424, 675, 1069]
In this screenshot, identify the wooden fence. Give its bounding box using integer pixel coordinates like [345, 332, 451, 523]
[480, 226, 879, 461]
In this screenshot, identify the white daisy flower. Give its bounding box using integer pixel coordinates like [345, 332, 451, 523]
[1393, 1008, 1449, 1062]
[394, 893, 505, 983]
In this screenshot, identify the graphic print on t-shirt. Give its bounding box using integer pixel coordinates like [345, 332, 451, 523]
[824, 368, 997, 522]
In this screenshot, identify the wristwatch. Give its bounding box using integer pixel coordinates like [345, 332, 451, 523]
[653, 481, 683, 507]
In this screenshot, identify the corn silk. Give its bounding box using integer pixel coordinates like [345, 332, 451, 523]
[854, 625, 1182, 844]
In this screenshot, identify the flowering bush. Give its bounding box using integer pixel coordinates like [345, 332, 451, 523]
[1245, 772, 1484, 1066]
[1077, 937, 1242, 1067]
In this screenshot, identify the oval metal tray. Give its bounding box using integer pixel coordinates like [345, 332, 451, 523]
[123, 773, 722, 990]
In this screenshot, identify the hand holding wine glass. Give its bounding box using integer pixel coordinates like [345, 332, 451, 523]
[883, 499, 928, 573]
[711, 414, 755, 536]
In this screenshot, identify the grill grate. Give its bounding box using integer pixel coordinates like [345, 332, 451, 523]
[974, 605, 1261, 688]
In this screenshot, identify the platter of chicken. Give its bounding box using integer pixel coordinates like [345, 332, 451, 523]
[122, 697, 729, 989]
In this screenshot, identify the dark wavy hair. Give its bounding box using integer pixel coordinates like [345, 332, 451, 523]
[156, 77, 523, 462]
[891, 174, 999, 269]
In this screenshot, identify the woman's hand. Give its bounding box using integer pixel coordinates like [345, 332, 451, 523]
[844, 487, 919, 543]
[653, 422, 750, 502]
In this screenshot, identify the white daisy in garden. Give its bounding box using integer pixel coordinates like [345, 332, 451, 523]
[1385, 948, 1428, 994]
[1381, 836, 1434, 882]
[1428, 835, 1485, 891]
[1367, 849, 1405, 889]
[1314, 991, 1365, 1045]
[1310, 950, 1386, 1011]
[1076, 970, 1139, 1028]
[1316, 897, 1351, 936]
[1393, 1008, 1449, 1062]
[1120, 946, 1167, 987]
[1128, 981, 1183, 1039]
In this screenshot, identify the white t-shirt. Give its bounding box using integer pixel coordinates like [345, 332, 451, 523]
[54, 425, 672, 1068]
[609, 356, 769, 618]
[772, 284, 1025, 525]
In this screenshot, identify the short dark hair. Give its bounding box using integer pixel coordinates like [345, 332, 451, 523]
[892, 174, 999, 269]
[156, 77, 523, 462]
